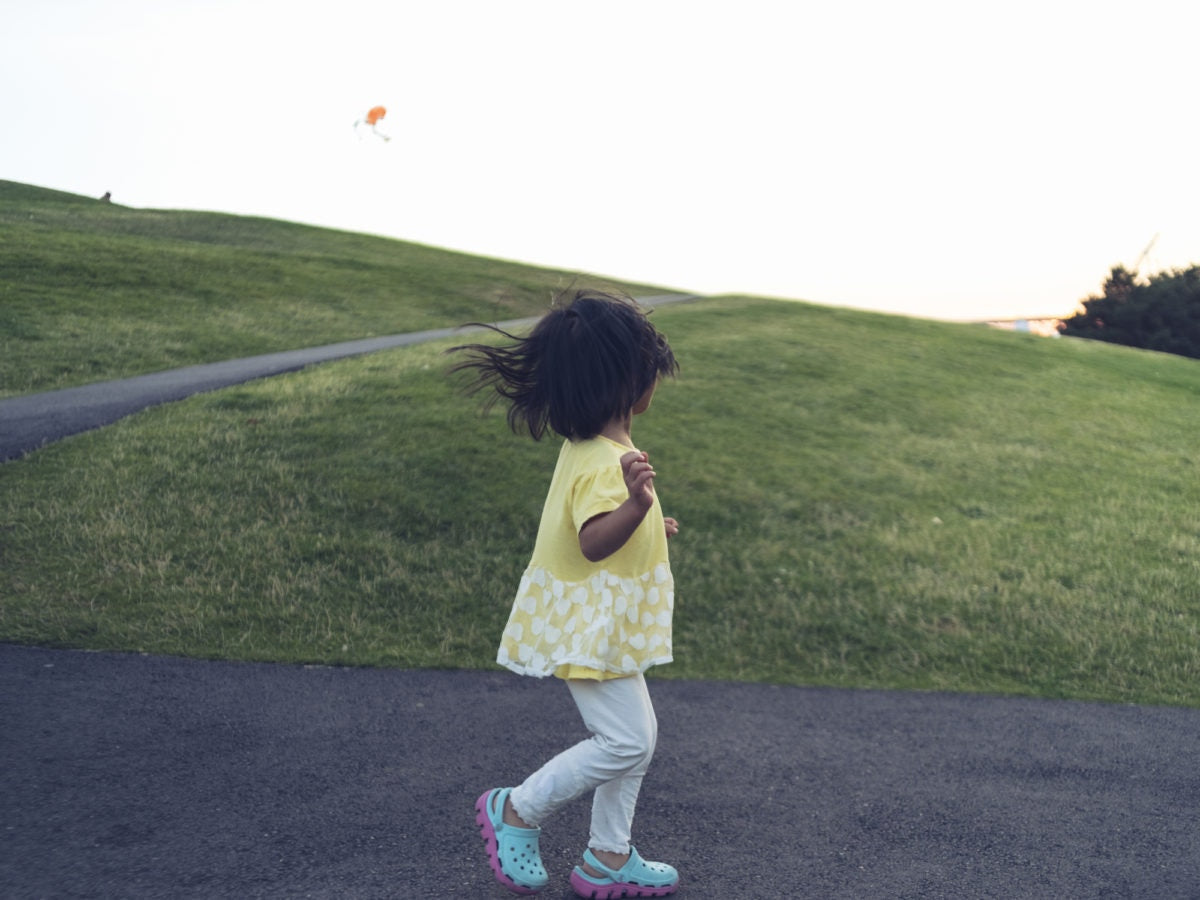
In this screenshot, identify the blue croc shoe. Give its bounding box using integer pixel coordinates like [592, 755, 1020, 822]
[569, 846, 678, 899]
[474, 788, 549, 895]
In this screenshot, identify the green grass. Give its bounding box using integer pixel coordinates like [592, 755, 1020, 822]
[3, 283, 1200, 706]
[0, 180, 674, 397]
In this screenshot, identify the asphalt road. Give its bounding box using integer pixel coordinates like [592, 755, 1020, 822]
[3, 644, 1199, 899]
[0, 328, 465, 462]
[4, 296, 1200, 897]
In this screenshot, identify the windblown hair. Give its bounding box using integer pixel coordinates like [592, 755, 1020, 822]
[449, 289, 679, 440]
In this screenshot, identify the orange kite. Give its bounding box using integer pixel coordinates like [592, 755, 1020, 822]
[355, 105, 391, 142]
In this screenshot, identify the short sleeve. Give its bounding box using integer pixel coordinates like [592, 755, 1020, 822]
[570, 463, 627, 534]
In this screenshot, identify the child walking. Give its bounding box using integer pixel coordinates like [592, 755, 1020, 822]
[450, 289, 682, 898]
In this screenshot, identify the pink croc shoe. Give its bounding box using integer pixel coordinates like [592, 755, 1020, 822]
[474, 788, 549, 895]
[569, 846, 678, 898]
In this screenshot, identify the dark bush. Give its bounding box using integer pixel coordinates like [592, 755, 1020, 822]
[1059, 264, 1200, 360]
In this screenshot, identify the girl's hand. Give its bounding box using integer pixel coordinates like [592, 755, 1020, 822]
[664, 517, 679, 539]
[579, 451, 665, 563]
[620, 450, 656, 511]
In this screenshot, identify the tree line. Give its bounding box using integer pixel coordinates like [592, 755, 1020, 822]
[1059, 264, 1200, 360]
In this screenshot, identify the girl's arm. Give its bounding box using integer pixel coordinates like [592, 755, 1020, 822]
[578, 451, 657, 563]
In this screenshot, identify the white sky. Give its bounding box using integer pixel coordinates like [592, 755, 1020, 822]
[4, 0, 1197, 321]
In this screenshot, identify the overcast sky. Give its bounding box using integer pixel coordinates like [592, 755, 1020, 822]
[4, 0, 1197, 320]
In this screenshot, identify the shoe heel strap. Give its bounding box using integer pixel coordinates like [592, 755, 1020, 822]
[582, 848, 618, 878]
[582, 846, 641, 879]
[491, 788, 541, 837]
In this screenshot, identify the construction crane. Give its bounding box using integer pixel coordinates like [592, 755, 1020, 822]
[1130, 233, 1160, 277]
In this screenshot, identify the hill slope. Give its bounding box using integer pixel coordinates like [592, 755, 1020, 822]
[3, 293, 1200, 707]
[0, 180, 676, 396]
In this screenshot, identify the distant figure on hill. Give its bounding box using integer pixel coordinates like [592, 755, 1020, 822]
[99, 192, 112, 203]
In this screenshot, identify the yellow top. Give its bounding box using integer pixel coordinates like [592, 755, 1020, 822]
[497, 436, 674, 680]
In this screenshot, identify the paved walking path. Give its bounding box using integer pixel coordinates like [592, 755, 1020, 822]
[3, 643, 1199, 899]
[4, 295, 1200, 897]
[0, 295, 695, 462]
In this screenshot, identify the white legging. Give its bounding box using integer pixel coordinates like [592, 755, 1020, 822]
[509, 673, 658, 855]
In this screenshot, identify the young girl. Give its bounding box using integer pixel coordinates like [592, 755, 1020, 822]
[450, 289, 682, 898]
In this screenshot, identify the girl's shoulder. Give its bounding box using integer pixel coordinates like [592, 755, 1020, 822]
[561, 435, 630, 470]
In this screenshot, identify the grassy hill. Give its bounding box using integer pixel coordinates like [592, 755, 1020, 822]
[2, 183, 1199, 707]
[0, 180, 675, 397]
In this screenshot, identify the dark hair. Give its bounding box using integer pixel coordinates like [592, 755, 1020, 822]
[448, 289, 679, 440]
